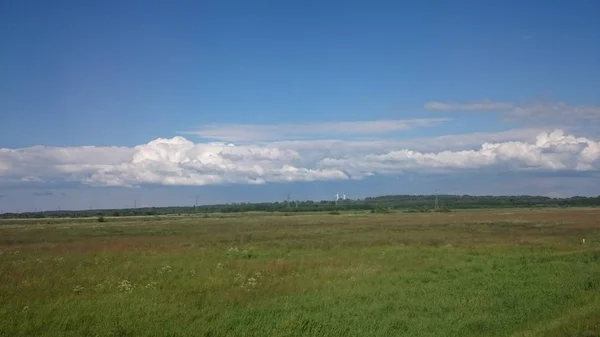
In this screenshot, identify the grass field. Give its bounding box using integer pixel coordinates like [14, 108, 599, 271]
[1, 208, 600, 336]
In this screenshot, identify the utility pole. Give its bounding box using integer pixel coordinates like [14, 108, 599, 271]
[434, 195, 439, 210]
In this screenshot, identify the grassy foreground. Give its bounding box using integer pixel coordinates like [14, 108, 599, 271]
[1, 209, 600, 336]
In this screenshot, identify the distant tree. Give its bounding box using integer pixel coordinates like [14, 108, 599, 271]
[435, 206, 452, 212]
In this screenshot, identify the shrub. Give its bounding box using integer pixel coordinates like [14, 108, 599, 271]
[372, 207, 391, 214]
[97, 216, 105, 223]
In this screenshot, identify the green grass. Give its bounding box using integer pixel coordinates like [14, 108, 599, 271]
[1, 209, 600, 336]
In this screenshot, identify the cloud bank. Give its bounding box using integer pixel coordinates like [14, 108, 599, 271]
[0, 129, 599, 188]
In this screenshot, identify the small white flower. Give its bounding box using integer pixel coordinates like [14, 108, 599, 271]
[73, 285, 84, 293]
[216, 263, 224, 269]
[117, 280, 134, 293]
[158, 265, 172, 274]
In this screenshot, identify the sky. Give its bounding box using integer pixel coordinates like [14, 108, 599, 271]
[1, 0, 600, 212]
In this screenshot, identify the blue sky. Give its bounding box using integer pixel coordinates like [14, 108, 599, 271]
[1, 0, 600, 212]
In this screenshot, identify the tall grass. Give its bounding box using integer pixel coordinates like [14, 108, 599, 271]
[1, 209, 600, 336]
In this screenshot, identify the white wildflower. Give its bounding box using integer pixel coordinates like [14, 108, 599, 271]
[216, 263, 224, 269]
[240, 276, 258, 290]
[73, 285, 84, 293]
[144, 282, 157, 290]
[158, 265, 172, 274]
[117, 280, 134, 293]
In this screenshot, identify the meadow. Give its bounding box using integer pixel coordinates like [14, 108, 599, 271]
[1, 208, 600, 336]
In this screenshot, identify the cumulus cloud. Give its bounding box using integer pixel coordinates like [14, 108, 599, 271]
[183, 118, 448, 142]
[317, 130, 600, 177]
[0, 129, 599, 187]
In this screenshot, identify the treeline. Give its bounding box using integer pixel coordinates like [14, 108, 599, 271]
[2, 194, 600, 219]
[363, 195, 600, 209]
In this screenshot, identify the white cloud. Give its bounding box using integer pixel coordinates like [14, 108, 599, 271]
[424, 100, 513, 111]
[425, 100, 600, 123]
[317, 130, 600, 177]
[508, 102, 600, 122]
[182, 118, 449, 142]
[0, 129, 599, 187]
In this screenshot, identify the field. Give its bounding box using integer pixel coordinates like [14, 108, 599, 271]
[1, 209, 600, 337]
